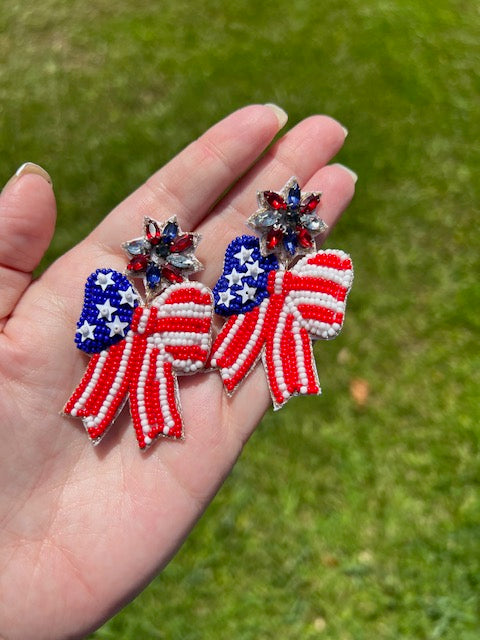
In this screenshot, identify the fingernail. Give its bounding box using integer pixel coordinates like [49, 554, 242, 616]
[341, 125, 349, 138]
[3, 162, 53, 191]
[264, 103, 288, 128]
[335, 163, 358, 183]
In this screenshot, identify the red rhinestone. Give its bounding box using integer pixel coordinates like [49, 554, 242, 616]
[296, 227, 313, 248]
[264, 191, 287, 210]
[127, 255, 148, 272]
[170, 234, 193, 252]
[300, 194, 320, 213]
[163, 265, 183, 283]
[266, 228, 283, 249]
[146, 220, 161, 245]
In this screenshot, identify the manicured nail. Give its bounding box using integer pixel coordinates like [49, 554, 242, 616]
[3, 162, 53, 191]
[264, 103, 288, 128]
[335, 163, 358, 183]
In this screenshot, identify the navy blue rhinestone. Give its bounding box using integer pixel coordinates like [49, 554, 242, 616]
[146, 263, 162, 288]
[287, 183, 301, 209]
[283, 230, 298, 255]
[162, 221, 178, 241]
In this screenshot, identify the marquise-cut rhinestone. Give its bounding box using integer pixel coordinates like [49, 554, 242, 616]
[300, 194, 320, 213]
[127, 255, 148, 272]
[299, 213, 326, 232]
[251, 210, 280, 228]
[162, 264, 183, 283]
[146, 220, 161, 244]
[170, 234, 193, 252]
[283, 230, 297, 255]
[162, 221, 178, 241]
[146, 263, 162, 287]
[286, 183, 301, 208]
[266, 228, 283, 250]
[264, 191, 286, 210]
[124, 239, 145, 255]
[297, 227, 313, 248]
[167, 253, 195, 268]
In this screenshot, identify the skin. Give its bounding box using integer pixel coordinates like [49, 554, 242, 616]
[0, 105, 355, 640]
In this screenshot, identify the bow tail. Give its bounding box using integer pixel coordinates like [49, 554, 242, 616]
[264, 312, 321, 410]
[63, 335, 134, 443]
[210, 298, 270, 394]
[129, 338, 183, 449]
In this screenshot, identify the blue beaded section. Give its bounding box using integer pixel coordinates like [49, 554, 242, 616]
[75, 269, 139, 354]
[213, 235, 278, 317]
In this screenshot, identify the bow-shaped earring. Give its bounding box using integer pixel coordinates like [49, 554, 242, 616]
[209, 177, 353, 409]
[63, 216, 213, 448]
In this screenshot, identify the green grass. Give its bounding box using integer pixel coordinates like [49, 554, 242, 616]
[1, 0, 479, 637]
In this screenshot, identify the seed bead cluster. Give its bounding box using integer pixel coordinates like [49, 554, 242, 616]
[213, 301, 269, 391]
[213, 235, 278, 317]
[75, 269, 139, 354]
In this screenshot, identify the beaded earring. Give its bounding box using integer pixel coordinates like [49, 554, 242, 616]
[209, 177, 353, 409]
[63, 216, 213, 449]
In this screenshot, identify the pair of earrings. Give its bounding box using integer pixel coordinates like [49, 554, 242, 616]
[63, 177, 354, 449]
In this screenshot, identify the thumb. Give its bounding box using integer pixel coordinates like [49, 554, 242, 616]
[0, 163, 56, 330]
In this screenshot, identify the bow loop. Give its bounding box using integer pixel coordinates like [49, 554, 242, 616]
[152, 283, 213, 374]
[286, 250, 353, 340]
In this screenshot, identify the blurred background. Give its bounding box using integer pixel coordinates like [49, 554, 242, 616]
[1, 0, 479, 637]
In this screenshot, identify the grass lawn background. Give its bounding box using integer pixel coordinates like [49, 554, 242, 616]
[1, 0, 479, 638]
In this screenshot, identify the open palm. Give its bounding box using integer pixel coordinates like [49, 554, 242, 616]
[0, 105, 355, 640]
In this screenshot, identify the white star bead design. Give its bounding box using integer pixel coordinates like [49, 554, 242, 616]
[95, 272, 115, 291]
[118, 286, 140, 307]
[106, 316, 129, 338]
[237, 284, 257, 304]
[218, 288, 236, 308]
[77, 320, 96, 342]
[95, 299, 117, 321]
[245, 260, 264, 278]
[225, 267, 244, 287]
[234, 246, 255, 265]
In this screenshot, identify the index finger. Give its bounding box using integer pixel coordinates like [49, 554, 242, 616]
[88, 104, 288, 251]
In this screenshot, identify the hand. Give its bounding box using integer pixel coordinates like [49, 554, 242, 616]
[0, 105, 355, 640]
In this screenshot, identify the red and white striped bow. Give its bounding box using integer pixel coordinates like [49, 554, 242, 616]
[64, 282, 213, 448]
[210, 250, 353, 408]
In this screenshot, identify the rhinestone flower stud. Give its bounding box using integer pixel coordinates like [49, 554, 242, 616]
[247, 177, 327, 263]
[122, 216, 202, 302]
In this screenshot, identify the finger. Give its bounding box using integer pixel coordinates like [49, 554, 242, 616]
[88, 104, 288, 251]
[305, 162, 357, 232]
[0, 163, 56, 329]
[196, 115, 350, 285]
